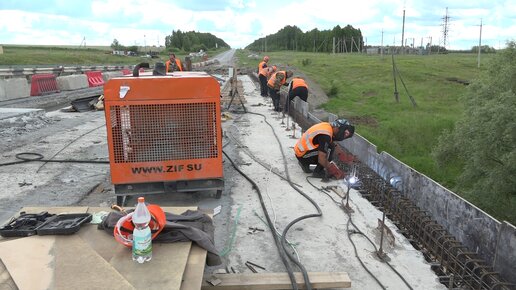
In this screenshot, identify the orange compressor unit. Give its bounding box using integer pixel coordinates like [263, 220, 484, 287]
[104, 72, 224, 205]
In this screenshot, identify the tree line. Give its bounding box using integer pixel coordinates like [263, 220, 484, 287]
[246, 25, 364, 53]
[165, 30, 230, 53]
[433, 41, 515, 223]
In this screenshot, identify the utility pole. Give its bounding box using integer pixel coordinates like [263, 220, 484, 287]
[477, 19, 483, 68]
[333, 37, 336, 54]
[401, 8, 406, 52]
[381, 29, 384, 58]
[265, 35, 267, 53]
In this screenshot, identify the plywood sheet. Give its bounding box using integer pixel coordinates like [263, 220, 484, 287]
[0, 258, 17, 290]
[54, 235, 134, 290]
[109, 242, 192, 290]
[0, 236, 55, 290]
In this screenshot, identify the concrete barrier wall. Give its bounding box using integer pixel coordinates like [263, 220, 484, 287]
[0, 65, 130, 78]
[340, 128, 515, 284]
[102, 71, 123, 82]
[289, 97, 516, 284]
[0, 78, 30, 101]
[56, 75, 89, 91]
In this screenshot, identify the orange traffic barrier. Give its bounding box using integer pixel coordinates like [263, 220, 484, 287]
[30, 74, 60, 96]
[121, 69, 131, 75]
[85, 71, 105, 87]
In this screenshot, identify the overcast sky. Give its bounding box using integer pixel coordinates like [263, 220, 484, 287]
[0, 0, 514, 50]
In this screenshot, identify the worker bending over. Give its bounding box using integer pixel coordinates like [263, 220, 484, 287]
[294, 119, 355, 179]
[258, 56, 270, 97]
[267, 70, 293, 112]
[165, 53, 183, 72]
[284, 77, 308, 113]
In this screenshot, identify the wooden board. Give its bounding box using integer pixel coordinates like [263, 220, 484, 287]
[180, 245, 208, 290]
[201, 272, 351, 290]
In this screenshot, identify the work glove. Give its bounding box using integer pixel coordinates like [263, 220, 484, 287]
[337, 152, 355, 164]
[326, 162, 346, 180]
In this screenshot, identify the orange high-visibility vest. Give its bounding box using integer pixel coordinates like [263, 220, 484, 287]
[294, 122, 333, 157]
[267, 71, 287, 89]
[166, 59, 183, 72]
[292, 78, 308, 89]
[258, 61, 268, 76]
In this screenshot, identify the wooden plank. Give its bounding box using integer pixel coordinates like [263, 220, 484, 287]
[201, 272, 351, 290]
[54, 235, 134, 290]
[180, 245, 208, 290]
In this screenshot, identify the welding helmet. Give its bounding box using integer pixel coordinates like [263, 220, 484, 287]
[263, 56, 269, 62]
[113, 204, 167, 247]
[332, 119, 355, 141]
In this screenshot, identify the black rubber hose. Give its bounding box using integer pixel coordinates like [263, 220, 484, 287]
[222, 150, 298, 288]
[247, 111, 322, 290]
[0, 152, 109, 167]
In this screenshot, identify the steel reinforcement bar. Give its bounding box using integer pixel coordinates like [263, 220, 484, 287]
[354, 162, 515, 290]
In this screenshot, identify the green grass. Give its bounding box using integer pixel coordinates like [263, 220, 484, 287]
[0, 45, 228, 66]
[237, 49, 512, 222]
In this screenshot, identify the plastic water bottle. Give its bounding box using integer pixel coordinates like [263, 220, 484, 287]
[132, 197, 152, 263]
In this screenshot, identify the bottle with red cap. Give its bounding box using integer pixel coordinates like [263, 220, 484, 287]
[132, 197, 152, 263]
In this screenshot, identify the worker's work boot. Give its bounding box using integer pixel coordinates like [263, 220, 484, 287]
[298, 160, 313, 173]
[312, 168, 326, 178]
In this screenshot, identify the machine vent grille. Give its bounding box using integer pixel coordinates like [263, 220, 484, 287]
[110, 103, 219, 163]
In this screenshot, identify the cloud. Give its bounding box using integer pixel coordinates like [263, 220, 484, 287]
[0, 0, 513, 49]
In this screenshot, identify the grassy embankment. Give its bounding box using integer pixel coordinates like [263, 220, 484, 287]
[0, 45, 228, 66]
[237, 50, 515, 224]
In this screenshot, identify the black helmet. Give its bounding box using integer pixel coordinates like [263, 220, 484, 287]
[332, 119, 355, 141]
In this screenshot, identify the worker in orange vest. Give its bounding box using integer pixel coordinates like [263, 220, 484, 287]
[284, 77, 308, 113]
[294, 119, 355, 179]
[258, 56, 270, 97]
[267, 65, 277, 79]
[165, 53, 183, 72]
[267, 70, 293, 112]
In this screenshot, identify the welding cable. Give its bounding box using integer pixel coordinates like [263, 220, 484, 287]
[226, 125, 303, 188]
[345, 207, 414, 290]
[222, 150, 298, 288]
[253, 211, 301, 262]
[0, 152, 109, 167]
[36, 124, 106, 172]
[264, 165, 301, 262]
[305, 175, 414, 290]
[345, 215, 387, 290]
[247, 111, 322, 290]
[305, 176, 341, 206]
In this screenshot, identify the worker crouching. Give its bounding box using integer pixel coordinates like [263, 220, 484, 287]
[294, 119, 355, 179]
[267, 70, 293, 112]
